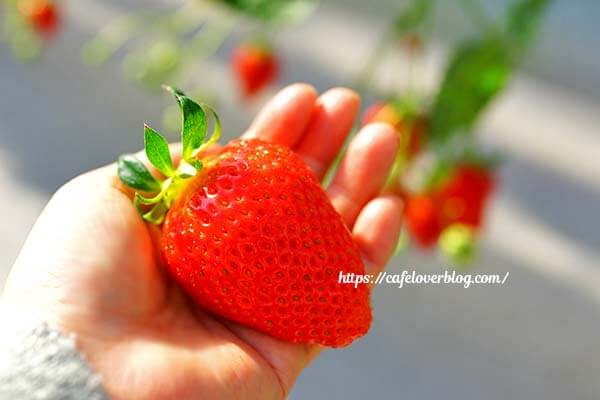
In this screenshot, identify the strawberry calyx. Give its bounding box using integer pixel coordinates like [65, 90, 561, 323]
[118, 86, 221, 224]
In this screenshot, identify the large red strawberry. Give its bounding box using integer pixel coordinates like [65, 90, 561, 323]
[18, 0, 59, 37]
[231, 42, 279, 97]
[118, 87, 371, 347]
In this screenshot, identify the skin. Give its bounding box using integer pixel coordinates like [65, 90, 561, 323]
[2, 84, 403, 400]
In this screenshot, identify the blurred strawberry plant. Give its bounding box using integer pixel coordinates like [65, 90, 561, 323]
[219, 0, 317, 23]
[1, 0, 61, 60]
[82, 0, 315, 96]
[81, 0, 315, 131]
[360, 0, 552, 265]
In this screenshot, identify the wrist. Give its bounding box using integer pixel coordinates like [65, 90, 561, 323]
[0, 301, 110, 399]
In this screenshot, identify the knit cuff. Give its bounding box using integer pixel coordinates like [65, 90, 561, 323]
[0, 304, 109, 400]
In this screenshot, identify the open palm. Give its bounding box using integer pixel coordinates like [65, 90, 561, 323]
[2, 84, 403, 400]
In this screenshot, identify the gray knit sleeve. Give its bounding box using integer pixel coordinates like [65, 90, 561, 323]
[0, 308, 109, 400]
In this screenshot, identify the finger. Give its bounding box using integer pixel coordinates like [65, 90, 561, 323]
[243, 83, 317, 147]
[327, 123, 399, 228]
[353, 195, 404, 274]
[293, 88, 360, 179]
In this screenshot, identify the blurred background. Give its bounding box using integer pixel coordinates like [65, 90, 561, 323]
[1, 0, 600, 399]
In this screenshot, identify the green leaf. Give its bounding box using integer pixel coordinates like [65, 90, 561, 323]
[118, 155, 162, 192]
[429, 0, 551, 145]
[142, 203, 168, 225]
[393, 0, 434, 35]
[202, 105, 222, 148]
[144, 125, 175, 177]
[164, 85, 207, 162]
[164, 85, 185, 97]
[219, 0, 317, 23]
[429, 36, 511, 144]
[506, 0, 552, 55]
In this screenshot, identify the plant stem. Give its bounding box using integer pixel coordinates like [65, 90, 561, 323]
[174, 14, 236, 86]
[355, 27, 395, 95]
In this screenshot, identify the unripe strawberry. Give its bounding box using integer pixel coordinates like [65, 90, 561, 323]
[231, 42, 279, 97]
[439, 223, 477, 265]
[119, 87, 371, 347]
[18, 0, 59, 37]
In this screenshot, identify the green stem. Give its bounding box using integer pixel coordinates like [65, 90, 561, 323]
[83, 1, 209, 66]
[82, 11, 160, 66]
[383, 149, 406, 192]
[355, 28, 395, 95]
[173, 15, 236, 86]
[405, 45, 416, 98]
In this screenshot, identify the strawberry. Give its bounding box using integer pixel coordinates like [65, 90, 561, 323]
[231, 42, 279, 97]
[434, 164, 495, 229]
[362, 102, 427, 159]
[118, 87, 371, 347]
[404, 194, 442, 248]
[362, 102, 401, 128]
[18, 0, 59, 37]
[405, 164, 494, 249]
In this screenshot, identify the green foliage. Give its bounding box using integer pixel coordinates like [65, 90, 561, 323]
[164, 86, 208, 162]
[506, 0, 552, 55]
[118, 155, 162, 192]
[218, 0, 317, 23]
[393, 0, 434, 35]
[429, 0, 552, 145]
[144, 125, 175, 177]
[118, 87, 222, 224]
[122, 41, 182, 89]
[2, 3, 42, 61]
[430, 36, 511, 144]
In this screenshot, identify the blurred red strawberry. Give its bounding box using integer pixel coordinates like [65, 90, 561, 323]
[231, 42, 278, 97]
[405, 194, 442, 248]
[362, 102, 401, 127]
[405, 164, 495, 249]
[18, 0, 59, 37]
[434, 165, 495, 229]
[362, 102, 427, 159]
[406, 116, 428, 157]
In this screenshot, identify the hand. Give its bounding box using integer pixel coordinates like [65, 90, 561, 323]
[2, 84, 403, 400]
